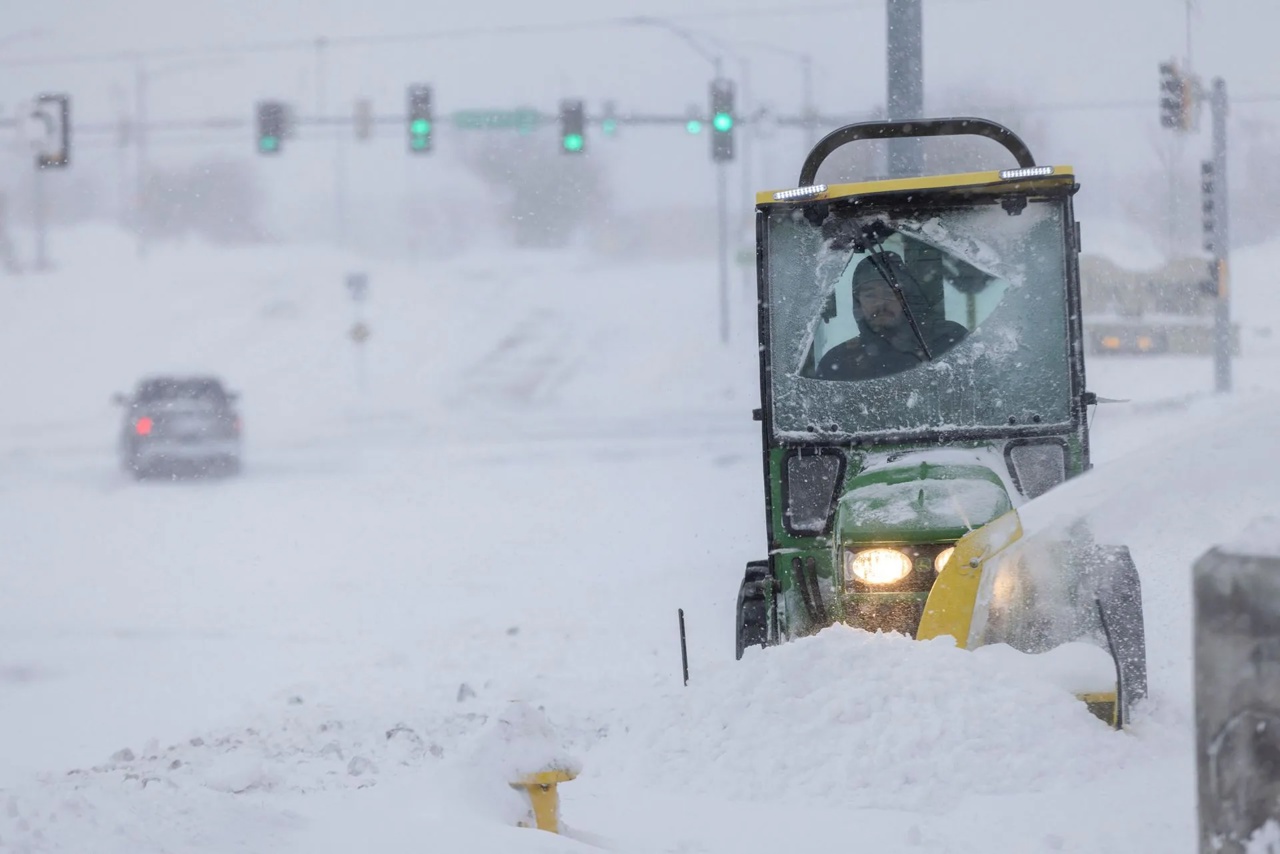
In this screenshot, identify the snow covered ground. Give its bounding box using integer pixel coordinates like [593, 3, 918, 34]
[1, 225, 1279, 852]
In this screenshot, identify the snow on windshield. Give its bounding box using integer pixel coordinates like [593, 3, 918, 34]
[766, 198, 1073, 440]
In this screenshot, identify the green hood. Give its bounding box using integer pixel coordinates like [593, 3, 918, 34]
[835, 461, 1013, 544]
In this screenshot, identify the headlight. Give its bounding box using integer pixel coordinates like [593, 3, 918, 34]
[844, 548, 912, 585]
[934, 546, 956, 574]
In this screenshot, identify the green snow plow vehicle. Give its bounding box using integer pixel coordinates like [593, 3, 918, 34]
[736, 119, 1147, 726]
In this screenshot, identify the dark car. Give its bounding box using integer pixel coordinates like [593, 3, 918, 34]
[113, 376, 242, 479]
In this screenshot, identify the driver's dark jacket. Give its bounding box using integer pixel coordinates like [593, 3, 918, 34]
[814, 265, 968, 381]
[815, 321, 968, 380]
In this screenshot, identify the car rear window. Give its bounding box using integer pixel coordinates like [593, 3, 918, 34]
[136, 379, 227, 406]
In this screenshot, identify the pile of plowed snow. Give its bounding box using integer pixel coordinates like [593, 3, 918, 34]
[593, 626, 1137, 811]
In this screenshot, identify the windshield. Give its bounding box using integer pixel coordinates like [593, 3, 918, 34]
[765, 197, 1073, 440]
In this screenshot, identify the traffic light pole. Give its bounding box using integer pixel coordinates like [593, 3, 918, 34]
[32, 166, 48, 271]
[886, 0, 924, 178]
[1210, 78, 1231, 394]
[712, 58, 731, 346]
[717, 159, 730, 345]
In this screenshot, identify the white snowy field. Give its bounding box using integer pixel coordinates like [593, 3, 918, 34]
[1, 225, 1279, 852]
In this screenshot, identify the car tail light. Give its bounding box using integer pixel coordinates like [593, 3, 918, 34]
[135, 416, 153, 436]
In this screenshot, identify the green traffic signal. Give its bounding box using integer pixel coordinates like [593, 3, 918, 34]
[410, 117, 431, 150]
[563, 133, 584, 152]
[602, 118, 618, 135]
[713, 112, 734, 132]
[259, 135, 279, 152]
[686, 119, 703, 134]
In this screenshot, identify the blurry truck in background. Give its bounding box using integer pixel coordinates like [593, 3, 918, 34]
[1080, 254, 1241, 356]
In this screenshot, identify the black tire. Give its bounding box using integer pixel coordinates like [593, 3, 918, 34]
[735, 561, 774, 660]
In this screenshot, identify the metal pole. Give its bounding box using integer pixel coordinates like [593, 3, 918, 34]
[739, 58, 754, 297]
[135, 62, 148, 259]
[717, 160, 730, 345]
[678, 609, 690, 687]
[1194, 537, 1280, 852]
[885, 0, 924, 178]
[712, 55, 730, 345]
[802, 54, 817, 151]
[1211, 77, 1231, 394]
[32, 167, 48, 271]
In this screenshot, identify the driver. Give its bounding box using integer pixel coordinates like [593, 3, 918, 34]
[815, 251, 968, 381]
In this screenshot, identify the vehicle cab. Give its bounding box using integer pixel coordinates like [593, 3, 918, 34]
[739, 119, 1092, 653]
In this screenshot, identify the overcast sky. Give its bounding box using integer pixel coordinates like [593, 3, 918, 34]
[0, 0, 1275, 243]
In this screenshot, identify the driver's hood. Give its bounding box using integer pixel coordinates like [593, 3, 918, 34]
[835, 459, 1013, 544]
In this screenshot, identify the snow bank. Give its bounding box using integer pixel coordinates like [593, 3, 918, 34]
[595, 625, 1133, 812]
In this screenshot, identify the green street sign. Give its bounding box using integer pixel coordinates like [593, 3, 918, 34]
[451, 109, 542, 131]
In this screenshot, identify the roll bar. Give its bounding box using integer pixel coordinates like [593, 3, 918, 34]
[798, 117, 1037, 187]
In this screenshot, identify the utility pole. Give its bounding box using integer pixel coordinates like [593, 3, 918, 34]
[714, 58, 731, 345]
[1209, 77, 1231, 394]
[32, 166, 48, 271]
[885, 0, 924, 178]
[802, 54, 817, 151]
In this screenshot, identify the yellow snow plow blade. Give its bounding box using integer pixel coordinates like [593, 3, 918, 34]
[918, 510, 1131, 729]
[917, 510, 1023, 646]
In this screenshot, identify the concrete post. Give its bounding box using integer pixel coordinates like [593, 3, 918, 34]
[1195, 520, 1280, 852]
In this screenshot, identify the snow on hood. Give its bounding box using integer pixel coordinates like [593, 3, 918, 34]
[839, 475, 1010, 533]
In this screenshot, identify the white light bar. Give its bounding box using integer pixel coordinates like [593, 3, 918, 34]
[773, 183, 827, 201]
[999, 166, 1055, 181]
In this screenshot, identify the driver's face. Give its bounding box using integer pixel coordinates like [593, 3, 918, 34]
[857, 279, 905, 334]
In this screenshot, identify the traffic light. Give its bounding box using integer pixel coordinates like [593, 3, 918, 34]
[685, 105, 703, 134]
[1159, 61, 1191, 131]
[1201, 160, 1216, 254]
[408, 85, 433, 153]
[710, 79, 735, 162]
[256, 101, 286, 154]
[559, 99, 585, 154]
[34, 93, 70, 169]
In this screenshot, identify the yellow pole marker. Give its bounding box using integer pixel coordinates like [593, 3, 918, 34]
[511, 769, 578, 833]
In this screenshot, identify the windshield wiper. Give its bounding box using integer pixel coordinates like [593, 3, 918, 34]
[861, 223, 934, 360]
